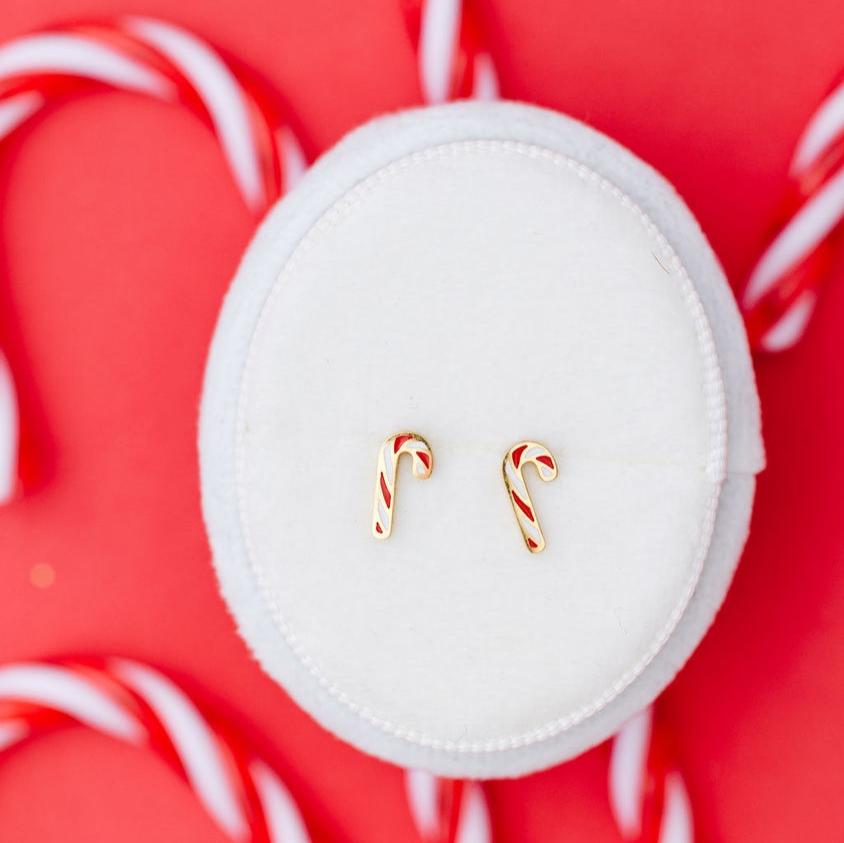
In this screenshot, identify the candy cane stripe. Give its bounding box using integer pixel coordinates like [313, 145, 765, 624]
[406, 767, 441, 838]
[419, 0, 461, 104]
[111, 659, 249, 840]
[609, 706, 693, 843]
[609, 707, 652, 838]
[405, 770, 492, 843]
[250, 760, 311, 843]
[0, 353, 18, 503]
[0, 90, 43, 140]
[123, 16, 265, 210]
[0, 33, 174, 96]
[456, 782, 493, 843]
[278, 124, 307, 190]
[503, 459, 526, 496]
[757, 289, 817, 351]
[791, 78, 844, 176]
[0, 720, 28, 751]
[405, 0, 500, 104]
[380, 473, 392, 507]
[511, 490, 535, 521]
[660, 772, 694, 843]
[470, 51, 499, 101]
[0, 663, 144, 742]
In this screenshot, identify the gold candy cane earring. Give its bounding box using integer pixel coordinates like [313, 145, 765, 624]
[503, 442, 558, 553]
[372, 433, 433, 540]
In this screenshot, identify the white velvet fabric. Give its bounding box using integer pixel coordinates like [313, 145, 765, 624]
[199, 102, 764, 777]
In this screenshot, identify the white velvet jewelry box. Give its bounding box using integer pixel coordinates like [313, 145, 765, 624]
[199, 101, 764, 778]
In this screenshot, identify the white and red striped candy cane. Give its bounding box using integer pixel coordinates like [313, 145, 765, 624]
[402, 0, 499, 104]
[372, 432, 433, 540]
[609, 707, 693, 843]
[502, 441, 558, 553]
[0, 17, 307, 503]
[0, 658, 310, 843]
[406, 770, 492, 843]
[742, 75, 844, 351]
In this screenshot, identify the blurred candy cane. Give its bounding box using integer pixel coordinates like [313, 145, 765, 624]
[742, 75, 844, 351]
[405, 709, 693, 843]
[372, 432, 434, 540]
[609, 706, 694, 843]
[406, 770, 492, 843]
[0, 17, 306, 503]
[0, 658, 310, 843]
[402, 0, 499, 104]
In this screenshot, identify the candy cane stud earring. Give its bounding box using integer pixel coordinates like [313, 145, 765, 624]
[503, 442, 558, 553]
[372, 433, 433, 540]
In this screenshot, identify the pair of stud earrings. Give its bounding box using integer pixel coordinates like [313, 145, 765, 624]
[371, 432, 558, 553]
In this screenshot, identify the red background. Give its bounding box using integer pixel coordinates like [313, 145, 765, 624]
[1, 1, 843, 840]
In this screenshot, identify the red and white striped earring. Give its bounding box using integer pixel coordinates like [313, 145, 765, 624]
[503, 441, 558, 553]
[372, 433, 433, 540]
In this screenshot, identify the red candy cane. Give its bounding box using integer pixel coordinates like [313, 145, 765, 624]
[0, 658, 310, 843]
[609, 707, 693, 843]
[0, 17, 306, 503]
[406, 770, 492, 843]
[742, 76, 844, 351]
[403, 0, 499, 104]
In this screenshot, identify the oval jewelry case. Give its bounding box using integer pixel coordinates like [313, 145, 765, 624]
[199, 101, 764, 777]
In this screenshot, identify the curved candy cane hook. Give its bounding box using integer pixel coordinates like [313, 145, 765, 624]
[0, 658, 312, 842]
[0, 17, 307, 503]
[372, 433, 433, 540]
[502, 441, 558, 553]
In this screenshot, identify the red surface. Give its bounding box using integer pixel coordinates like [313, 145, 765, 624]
[1, 1, 843, 840]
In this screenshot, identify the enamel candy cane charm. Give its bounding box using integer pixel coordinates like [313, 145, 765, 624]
[372, 433, 433, 540]
[503, 441, 558, 553]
